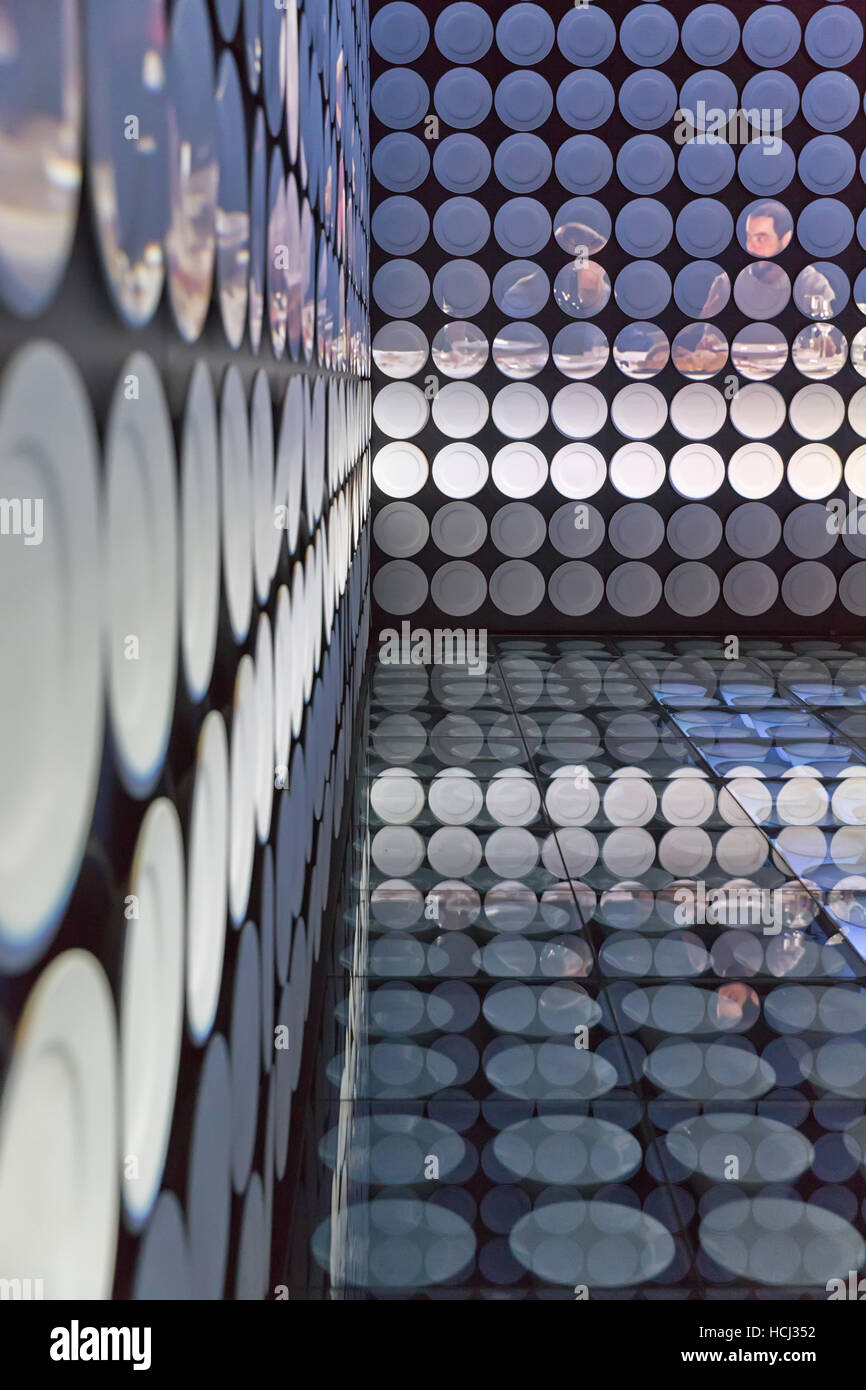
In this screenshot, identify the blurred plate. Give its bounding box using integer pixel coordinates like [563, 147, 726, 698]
[220, 365, 253, 642]
[180, 362, 219, 701]
[186, 711, 229, 1045]
[166, 0, 217, 342]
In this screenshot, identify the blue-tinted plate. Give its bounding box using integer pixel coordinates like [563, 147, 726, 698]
[616, 199, 673, 257]
[373, 196, 430, 255]
[799, 136, 856, 195]
[676, 199, 734, 257]
[372, 69, 429, 131]
[681, 5, 740, 65]
[556, 136, 613, 195]
[434, 133, 491, 193]
[371, 2, 430, 63]
[557, 7, 616, 66]
[494, 72, 553, 131]
[678, 70, 738, 124]
[619, 4, 679, 65]
[798, 199, 854, 257]
[805, 5, 863, 68]
[615, 262, 673, 319]
[433, 197, 490, 255]
[678, 140, 735, 194]
[494, 198, 552, 257]
[742, 5, 800, 66]
[373, 133, 430, 192]
[434, 2, 494, 63]
[619, 71, 678, 130]
[741, 71, 799, 127]
[557, 71, 615, 131]
[617, 135, 675, 195]
[495, 134, 552, 194]
[738, 140, 795, 195]
[802, 72, 860, 131]
[496, 3, 555, 65]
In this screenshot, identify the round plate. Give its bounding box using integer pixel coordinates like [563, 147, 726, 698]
[723, 561, 780, 616]
[215, 51, 249, 349]
[490, 561, 545, 616]
[612, 383, 668, 439]
[496, 3, 555, 65]
[166, 0, 217, 342]
[788, 444, 842, 500]
[678, 141, 735, 196]
[802, 72, 860, 131]
[0, 345, 102, 964]
[373, 560, 428, 615]
[743, 5, 801, 66]
[782, 562, 837, 616]
[0, 949, 118, 1297]
[670, 384, 726, 439]
[551, 442, 606, 498]
[681, 4, 740, 64]
[728, 443, 784, 498]
[434, 68, 492, 129]
[616, 135, 675, 195]
[228, 655, 257, 925]
[431, 561, 487, 615]
[372, 69, 430, 130]
[790, 384, 845, 441]
[555, 136, 613, 195]
[670, 443, 725, 499]
[433, 442, 488, 497]
[614, 261, 672, 318]
[676, 199, 734, 258]
[433, 197, 490, 255]
[186, 711, 229, 1045]
[607, 562, 663, 617]
[220, 365, 253, 642]
[432, 501, 488, 555]
[492, 385, 549, 440]
[557, 71, 615, 130]
[121, 799, 185, 1230]
[737, 141, 795, 196]
[435, 3, 494, 63]
[495, 72, 554, 132]
[550, 502, 605, 558]
[492, 441, 548, 496]
[494, 198, 552, 256]
[665, 563, 720, 617]
[432, 382, 489, 438]
[805, 5, 863, 67]
[374, 502, 430, 557]
[610, 443, 665, 498]
[742, 71, 800, 127]
[557, 7, 616, 65]
[615, 199, 673, 257]
[609, 503, 664, 559]
[374, 133, 430, 193]
[495, 134, 552, 194]
[549, 562, 605, 617]
[841, 564, 866, 616]
[619, 4, 679, 64]
[798, 136, 856, 195]
[784, 502, 838, 558]
[374, 195, 430, 254]
[186, 1034, 232, 1298]
[667, 504, 723, 558]
[373, 442, 428, 498]
[730, 384, 786, 439]
[551, 383, 607, 439]
[180, 363, 219, 702]
[491, 503, 547, 556]
[106, 353, 178, 795]
[798, 198, 854, 258]
[726, 503, 782, 558]
[230, 923, 261, 1193]
[132, 1191, 191, 1300]
[619, 71, 678, 131]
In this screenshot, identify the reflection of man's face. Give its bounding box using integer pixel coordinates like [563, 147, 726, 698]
[746, 214, 791, 257]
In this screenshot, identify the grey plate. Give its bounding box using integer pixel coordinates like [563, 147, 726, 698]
[434, 68, 493, 129]
[678, 141, 735, 195]
[609, 504, 665, 559]
[372, 68, 430, 130]
[742, 71, 800, 126]
[667, 504, 723, 559]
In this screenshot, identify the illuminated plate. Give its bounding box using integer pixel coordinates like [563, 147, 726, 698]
[0, 950, 118, 1297]
[166, 0, 217, 342]
[120, 799, 185, 1230]
[0, 345, 102, 966]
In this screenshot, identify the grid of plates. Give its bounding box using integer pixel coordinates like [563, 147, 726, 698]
[370, 0, 866, 626]
[303, 636, 866, 1295]
[0, 0, 371, 1300]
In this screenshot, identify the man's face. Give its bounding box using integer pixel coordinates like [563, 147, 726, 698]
[746, 214, 790, 257]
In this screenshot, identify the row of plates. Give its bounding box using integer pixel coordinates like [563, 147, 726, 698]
[0, 0, 370, 348]
[371, 2, 865, 72]
[0, 339, 371, 962]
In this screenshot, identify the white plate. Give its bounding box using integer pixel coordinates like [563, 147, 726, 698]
[251, 370, 276, 604]
[669, 444, 725, 499]
[373, 382, 429, 439]
[1, 0, 81, 314]
[603, 778, 657, 827]
[661, 776, 715, 827]
[723, 561, 780, 616]
[0, 949, 118, 1297]
[373, 442, 428, 498]
[551, 382, 607, 439]
[667, 504, 723, 558]
[186, 710, 229, 1046]
[730, 384, 786, 439]
[432, 442, 488, 497]
[670, 384, 726, 440]
[274, 376, 303, 555]
[431, 501, 487, 555]
[551, 442, 607, 498]
[728, 443, 784, 498]
[606, 562, 662, 616]
[603, 827, 656, 877]
[486, 770, 541, 826]
[790, 384, 845, 440]
[430, 560, 487, 616]
[429, 769, 485, 825]
[121, 799, 185, 1230]
[491, 502, 547, 556]
[788, 444, 842, 500]
[304, 376, 326, 528]
[0, 345, 102, 964]
[429, 826, 483, 877]
[180, 363, 220, 702]
[548, 563, 605, 616]
[492, 384, 548, 439]
[777, 776, 830, 826]
[432, 381, 489, 438]
[611, 383, 668, 439]
[229, 655, 257, 925]
[492, 441, 547, 496]
[610, 443, 665, 498]
[106, 352, 178, 795]
[665, 563, 720, 617]
[220, 365, 253, 642]
[371, 769, 426, 824]
[609, 503, 664, 559]
[782, 561, 837, 616]
[726, 502, 782, 558]
[845, 445, 866, 499]
[254, 613, 275, 842]
[849, 386, 866, 438]
[659, 826, 713, 877]
[831, 778, 866, 825]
